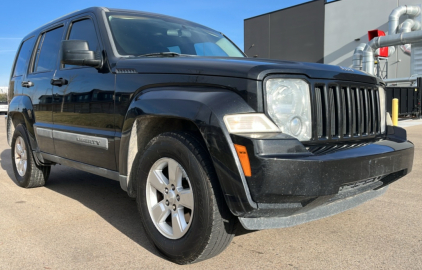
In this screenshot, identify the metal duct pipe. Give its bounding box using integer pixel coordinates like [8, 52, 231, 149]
[352, 5, 421, 75]
[386, 6, 421, 57]
[388, 5, 421, 35]
[399, 19, 421, 33]
[384, 76, 418, 84]
[363, 30, 422, 75]
[362, 46, 376, 75]
[352, 43, 367, 70]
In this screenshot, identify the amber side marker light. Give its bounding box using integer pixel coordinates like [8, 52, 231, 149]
[234, 144, 252, 177]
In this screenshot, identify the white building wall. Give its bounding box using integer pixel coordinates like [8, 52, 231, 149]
[324, 0, 422, 79]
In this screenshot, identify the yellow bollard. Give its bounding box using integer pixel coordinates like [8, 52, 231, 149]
[392, 98, 399, 126]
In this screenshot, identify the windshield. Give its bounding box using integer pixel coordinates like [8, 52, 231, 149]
[106, 13, 245, 57]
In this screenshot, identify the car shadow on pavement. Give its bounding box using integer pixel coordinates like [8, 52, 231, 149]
[0, 149, 164, 260]
[0, 148, 252, 261]
[47, 165, 166, 259]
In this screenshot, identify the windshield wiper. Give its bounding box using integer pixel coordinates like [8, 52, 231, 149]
[137, 52, 182, 57]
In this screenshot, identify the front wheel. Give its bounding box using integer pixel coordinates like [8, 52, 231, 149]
[136, 132, 236, 264]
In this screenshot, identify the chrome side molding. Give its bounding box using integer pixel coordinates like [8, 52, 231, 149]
[35, 127, 53, 138]
[35, 127, 109, 150]
[53, 130, 108, 150]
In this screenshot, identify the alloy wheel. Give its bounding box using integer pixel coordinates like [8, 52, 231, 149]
[14, 136, 27, 177]
[146, 157, 194, 239]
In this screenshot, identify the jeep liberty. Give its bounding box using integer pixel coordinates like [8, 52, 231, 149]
[6, 7, 414, 264]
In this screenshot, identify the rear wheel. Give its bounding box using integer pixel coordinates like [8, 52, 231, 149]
[136, 132, 236, 264]
[11, 124, 50, 188]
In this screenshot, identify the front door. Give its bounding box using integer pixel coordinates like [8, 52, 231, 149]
[52, 15, 116, 170]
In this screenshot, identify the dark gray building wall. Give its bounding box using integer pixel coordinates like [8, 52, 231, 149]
[244, 0, 325, 63]
[244, 14, 270, 59]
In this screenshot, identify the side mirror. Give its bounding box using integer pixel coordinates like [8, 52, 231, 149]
[60, 40, 102, 68]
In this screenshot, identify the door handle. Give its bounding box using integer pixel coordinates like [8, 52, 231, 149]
[21, 81, 34, 88]
[50, 78, 68, 87]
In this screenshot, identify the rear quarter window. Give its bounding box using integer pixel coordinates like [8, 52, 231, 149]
[13, 37, 35, 77]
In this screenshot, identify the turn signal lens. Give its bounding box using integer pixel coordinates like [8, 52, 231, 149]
[223, 113, 280, 133]
[234, 144, 251, 177]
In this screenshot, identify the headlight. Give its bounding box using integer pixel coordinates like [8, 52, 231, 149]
[378, 86, 386, 133]
[265, 78, 312, 141]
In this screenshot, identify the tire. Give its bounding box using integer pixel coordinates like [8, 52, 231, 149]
[135, 132, 236, 264]
[11, 124, 50, 188]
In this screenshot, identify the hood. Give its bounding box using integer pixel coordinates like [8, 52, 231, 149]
[115, 56, 379, 84]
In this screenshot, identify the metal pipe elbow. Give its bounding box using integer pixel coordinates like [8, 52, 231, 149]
[399, 19, 421, 33]
[366, 39, 379, 51]
[389, 6, 408, 34]
[352, 43, 366, 70]
[388, 5, 421, 34]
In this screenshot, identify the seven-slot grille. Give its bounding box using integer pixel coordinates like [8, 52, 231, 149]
[313, 84, 381, 141]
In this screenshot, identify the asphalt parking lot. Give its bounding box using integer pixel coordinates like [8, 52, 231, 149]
[0, 118, 421, 270]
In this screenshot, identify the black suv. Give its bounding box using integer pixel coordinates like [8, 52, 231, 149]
[6, 7, 414, 264]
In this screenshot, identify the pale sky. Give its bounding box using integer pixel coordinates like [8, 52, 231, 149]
[0, 0, 312, 87]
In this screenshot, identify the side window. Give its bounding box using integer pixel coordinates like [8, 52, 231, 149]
[13, 37, 35, 77]
[65, 19, 99, 68]
[33, 26, 64, 73]
[68, 19, 99, 51]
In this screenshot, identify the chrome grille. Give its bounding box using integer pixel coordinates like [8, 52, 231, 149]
[313, 84, 381, 141]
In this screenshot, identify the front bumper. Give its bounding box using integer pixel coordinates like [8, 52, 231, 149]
[239, 186, 387, 230]
[230, 126, 414, 222]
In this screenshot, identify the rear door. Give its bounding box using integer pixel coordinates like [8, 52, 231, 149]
[26, 24, 65, 154]
[52, 14, 116, 170]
